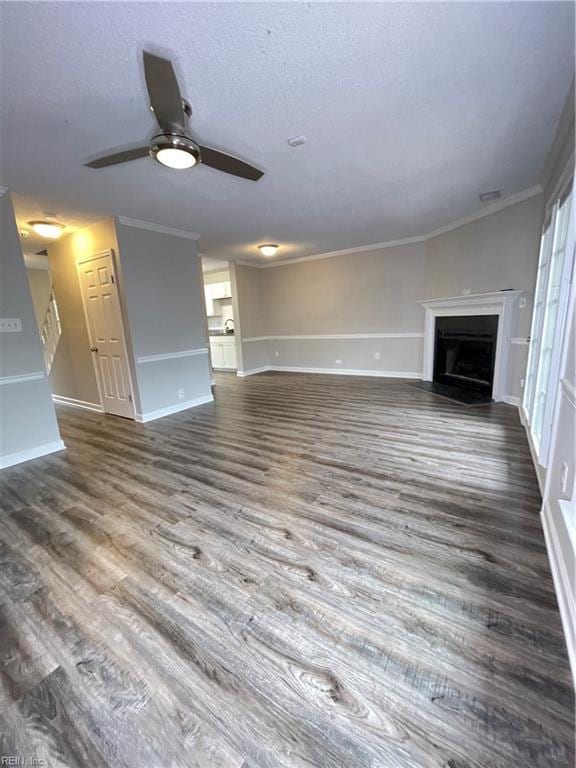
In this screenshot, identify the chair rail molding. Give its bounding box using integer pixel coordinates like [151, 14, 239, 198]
[418, 291, 523, 403]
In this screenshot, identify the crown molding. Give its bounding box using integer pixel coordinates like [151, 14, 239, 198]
[116, 216, 200, 241]
[423, 184, 543, 240]
[235, 184, 543, 270]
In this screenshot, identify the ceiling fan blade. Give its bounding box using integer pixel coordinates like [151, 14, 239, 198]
[84, 146, 150, 169]
[198, 146, 264, 181]
[143, 51, 186, 133]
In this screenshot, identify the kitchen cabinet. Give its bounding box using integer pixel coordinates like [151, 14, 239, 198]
[209, 336, 237, 370]
[210, 281, 231, 299]
[205, 281, 232, 316]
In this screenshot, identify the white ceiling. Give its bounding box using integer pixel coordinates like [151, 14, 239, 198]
[1, 2, 573, 265]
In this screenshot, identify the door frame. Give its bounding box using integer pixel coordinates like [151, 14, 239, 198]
[76, 249, 136, 419]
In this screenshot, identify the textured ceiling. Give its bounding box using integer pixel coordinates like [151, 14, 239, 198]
[1, 2, 573, 264]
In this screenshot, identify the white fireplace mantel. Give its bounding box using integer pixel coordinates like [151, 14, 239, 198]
[418, 290, 524, 403]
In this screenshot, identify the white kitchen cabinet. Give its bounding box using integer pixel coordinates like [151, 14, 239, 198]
[209, 336, 237, 370]
[204, 281, 232, 316]
[210, 341, 225, 368]
[222, 342, 237, 369]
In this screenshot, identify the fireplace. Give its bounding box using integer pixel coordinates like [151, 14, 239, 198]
[433, 315, 498, 396]
[419, 291, 522, 404]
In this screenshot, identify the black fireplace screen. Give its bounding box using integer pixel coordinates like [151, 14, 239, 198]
[433, 315, 498, 395]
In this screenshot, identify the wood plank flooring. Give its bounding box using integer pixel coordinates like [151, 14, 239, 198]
[0, 371, 573, 768]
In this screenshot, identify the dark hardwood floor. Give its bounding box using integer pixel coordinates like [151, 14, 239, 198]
[0, 372, 573, 768]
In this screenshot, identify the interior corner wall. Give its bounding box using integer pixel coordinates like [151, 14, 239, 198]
[0, 191, 63, 468]
[242, 196, 543, 391]
[26, 267, 52, 331]
[542, 78, 575, 207]
[113, 222, 212, 417]
[233, 263, 270, 373]
[424, 193, 544, 400]
[47, 218, 118, 408]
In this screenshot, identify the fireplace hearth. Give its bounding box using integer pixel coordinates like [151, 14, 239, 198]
[412, 314, 500, 405]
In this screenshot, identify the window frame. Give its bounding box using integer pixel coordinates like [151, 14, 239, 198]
[523, 165, 575, 467]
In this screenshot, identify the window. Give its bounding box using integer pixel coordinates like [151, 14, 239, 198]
[523, 181, 574, 465]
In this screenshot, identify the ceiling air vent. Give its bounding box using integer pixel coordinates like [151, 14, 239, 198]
[479, 190, 501, 203]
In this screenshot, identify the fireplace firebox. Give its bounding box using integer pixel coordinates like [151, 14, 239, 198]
[433, 315, 498, 396]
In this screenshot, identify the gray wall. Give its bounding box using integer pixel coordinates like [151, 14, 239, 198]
[542, 78, 574, 206]
[233, 263, 269, 374]
[47, 218, 118, 406]
[0, 190, 63, 467]
[263, 243, 426, 335]
[26, 267, 52, 331]
[114, 221, 212, 416]
[236, 196, 542, 391]
[256, 242, 425, 376]
[424, 193, 543, 398]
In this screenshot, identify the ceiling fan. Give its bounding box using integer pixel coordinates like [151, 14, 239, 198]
[85, 51, 264, 181]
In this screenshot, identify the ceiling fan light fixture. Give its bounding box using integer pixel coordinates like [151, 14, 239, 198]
[28, 220, 65, 239]
[150, 134, 199, 170]
[258, 244, 279, 257]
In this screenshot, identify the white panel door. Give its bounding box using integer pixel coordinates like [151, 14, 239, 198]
[77, 251, 135, 419]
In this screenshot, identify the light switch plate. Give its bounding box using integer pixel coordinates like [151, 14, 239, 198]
[0, 318, 22, 332]
[518, 296, 527, 309]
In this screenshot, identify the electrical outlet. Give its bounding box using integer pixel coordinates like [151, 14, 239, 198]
[374, 352, 381, 360]
[0, 318, 22, 332]
[178, 388, 184, 400]
[560, 461, 569, 494]
[520, 378, 525, 388]
[274, 350, 279, 358]
[335, 359, 342, 365]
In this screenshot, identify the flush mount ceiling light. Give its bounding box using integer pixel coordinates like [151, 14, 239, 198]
[150, 133, 200, 170]
[258, 244, 279, 257]
[28, 220, 65, 239]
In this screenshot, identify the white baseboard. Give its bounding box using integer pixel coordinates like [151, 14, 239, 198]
[541, 501, 576, 688]
[135, 394, 214, 423]
[52, 394, 104, 413]
[502, 395, 521, 407]
[519, 404, 546, 496]
[0, 439, 66, 470]
[237, 366, 270, 377]
[269, 365, 421, 379]
[238, 365, 422, 379]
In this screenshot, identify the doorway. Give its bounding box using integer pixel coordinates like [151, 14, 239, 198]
[202, 258, 237, 373]
[76, 250, 135, 419]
